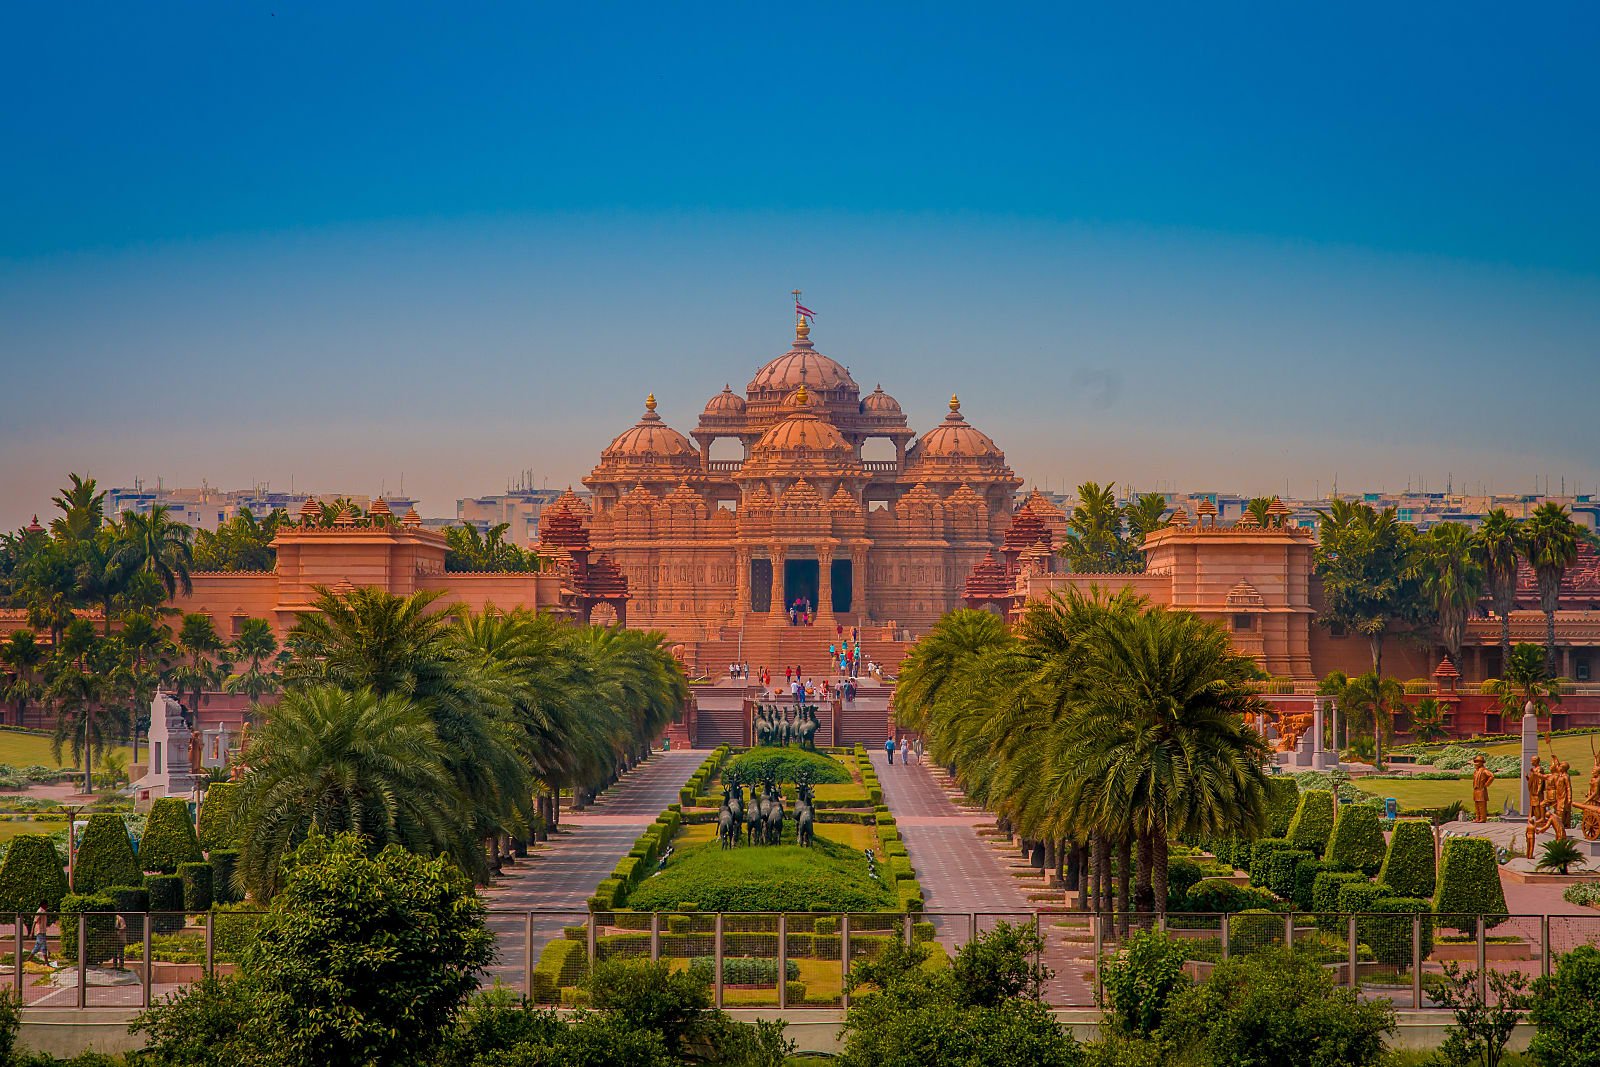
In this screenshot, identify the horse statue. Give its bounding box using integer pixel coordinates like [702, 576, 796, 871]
[727, 780, 744, 843]
[795, 779, 815, 847]
[796, 708, 818, 750]
[744, 790, 762, 844]
[763, 783, 784, 845]
[717, 795, 738, 849]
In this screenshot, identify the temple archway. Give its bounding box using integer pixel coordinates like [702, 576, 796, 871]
[783, 558, 820, 613]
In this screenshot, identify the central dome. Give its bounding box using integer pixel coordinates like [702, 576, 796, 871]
[753, 386, 852, 454]
[746, 323, 859, 398]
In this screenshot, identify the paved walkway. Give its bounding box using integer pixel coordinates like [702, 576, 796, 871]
[871, 752, 1095, 1005]
[481, 749, 705, 985]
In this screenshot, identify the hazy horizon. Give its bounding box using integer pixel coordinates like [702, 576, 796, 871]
[4, 5, 1597, 530]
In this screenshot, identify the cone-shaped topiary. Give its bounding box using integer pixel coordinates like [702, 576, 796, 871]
[1326, 805, 1386, 875]
[73, 815, 142, 894]
[139, 797, 203, 874]
[180, 861, 213, 911]
[1434, 836, 1508, 934]
[1377, 818, 1437, 898]
[1248, 839, 1293, 888]
[1286, 790, 1336, 857]
[143, 873, 185, 933]
[1265, 778, 1300, 837]
[0, 834, 67, 917]
[197, 782, 242, 852]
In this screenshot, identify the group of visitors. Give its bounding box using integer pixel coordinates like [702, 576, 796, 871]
[787, 597, 814, 626]
[884, 734, 923, 765]
[24, 903, 130, 969]
[728, 662, 751, 679]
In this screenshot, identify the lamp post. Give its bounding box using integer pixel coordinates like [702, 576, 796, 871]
[64, 806, 81, 892]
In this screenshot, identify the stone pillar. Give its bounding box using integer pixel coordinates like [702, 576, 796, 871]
[769, 545, 786, 618]
[852, 548, 869, 622]
[734, 548, 750, 618]
[1312, 697, 1326, 768]
[818, 546, 834, 620]
[1520, 701, 1538, 818]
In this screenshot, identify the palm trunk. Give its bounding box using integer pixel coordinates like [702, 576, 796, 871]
[83, 714, 93, 795]
[1043, 838, 1059, 888]
[1093, 835, 1111, 916]
[1499, 610, 1512, 670]
[1370, 634, 1384, 678]
[1135, 834, 1154, 920]
[1546, 609, 1557, 677]
[1117, 838, 1132, 938]
[1152, 825, 1169, 917]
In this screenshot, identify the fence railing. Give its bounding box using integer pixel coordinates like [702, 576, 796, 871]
[8, 909, 1598, 1011]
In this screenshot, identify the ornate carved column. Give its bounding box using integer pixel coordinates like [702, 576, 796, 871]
[853, 547, 869, 622]
[733, 547, 750, 619]
[818, 546, 834, 619]
[769, 545, 786, 617]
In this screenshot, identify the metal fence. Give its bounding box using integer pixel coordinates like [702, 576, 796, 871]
[9, 909, 1599, 1011]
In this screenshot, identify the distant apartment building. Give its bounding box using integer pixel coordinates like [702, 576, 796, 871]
[105, 482, 418, 531]
[457, 477, 586, 546]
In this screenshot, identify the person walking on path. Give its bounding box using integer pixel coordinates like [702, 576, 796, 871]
[899, 737, 910, 765]
[111, 913, 129, 970]
[913, 737, 924, 764]
[31, 904, 48, 964]
[885, 735, 896, 765]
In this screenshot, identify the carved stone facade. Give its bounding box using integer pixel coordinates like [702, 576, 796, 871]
[579, 318, 1022, 639]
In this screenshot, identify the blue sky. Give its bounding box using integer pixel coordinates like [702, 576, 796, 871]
[3, 3, 1597, 526]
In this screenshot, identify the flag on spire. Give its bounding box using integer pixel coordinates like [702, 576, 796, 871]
[795, 300, 817, 321]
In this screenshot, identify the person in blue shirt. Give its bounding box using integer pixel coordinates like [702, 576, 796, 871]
[885, 735, 896, 764]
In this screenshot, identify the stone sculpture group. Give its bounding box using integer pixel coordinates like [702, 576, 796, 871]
[754, 704, 819, 749]
[717, 775, 815, 848]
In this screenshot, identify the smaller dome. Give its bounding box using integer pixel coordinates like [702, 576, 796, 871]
[860, 385, 902, 415]
[910, 395, 1003, 462]
[752, 386, 853, 455]
[602, 395, 699, 464]
[702, 384, 746, 417]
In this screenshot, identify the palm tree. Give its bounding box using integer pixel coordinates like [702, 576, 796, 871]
[1051, 606, 1272, 916]
[173, 612, 229, 716]
[47, 619, 124, 793]
[1333, 671, 1405, 769]
[286, 586, 528, 881]
[235, 686, 468, 899]
[48, 474, 106, 544]
[112, 611, 173, 763]
[895, 609, 1014, 733]
[1484, 643, 1564, 720]
[112, 505, 194, 599]
[0, 629, 45, 727]
[1313, 500, 1419, 677]
[225, 618, 284, 702]
[1122, 493, 1171, 553]
[1522, 502, 1582, 676]
[1408, 698, 1450, 743]
[1410, 521, 1485, 668]
[1245, 497, 1275, 527]
[1476, 509, 1523, 669]
[1061, 482, 1127, 574]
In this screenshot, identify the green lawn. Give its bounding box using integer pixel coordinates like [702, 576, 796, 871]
[1349, 776, 1518, 811]
[0, 729, 132, 771]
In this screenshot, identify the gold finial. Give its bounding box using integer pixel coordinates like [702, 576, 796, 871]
[795, 383, 809, 406]
[949, 394, 961, 411]
[796, 318, 810, 342]
[645, 393, 657, 412]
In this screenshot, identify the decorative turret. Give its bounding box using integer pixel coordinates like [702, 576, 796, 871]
[25, 515, 43, 533]
[368, 497, 393, 523]
[298, 497, 322, 525]
[399, 508, 423, 528]
[332, 506, 356, 528]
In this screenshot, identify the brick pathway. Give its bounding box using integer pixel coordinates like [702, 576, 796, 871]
[871, 752, 1096, 1005]
[481, 749, 705, 986]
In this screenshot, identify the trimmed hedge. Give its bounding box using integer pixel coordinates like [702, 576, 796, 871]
[1267, 849, 1312, 901]
[59, 892, 117, 965]
[143, 873, 186, 933]
[197, 782, 242, 851]
[531, 937, 588, 1003]
[1248, 839, 1292, 888]
[1434, 836, 1508, 933]
[1182, 878, 1276, 914]
[1292, 858, 1327, 912]
[1312, 871, 1366, 931]
[107, 885, 150, 916]
[686, 956, 801, 985]
[73, 815, 142, 894]
[1363, 895, 1433, 967]
[1335, 881, 1386, 915]
[140, 798, 204, 874]
[724, 748, 851, 785]
[1265, 777, 1301, 837]
[209, 849, 241, 904]
[1286, 790, 1336, 857]
[179, 861, 213, 911]
[0, 833, 67, 917]
[1326, 806, 1386, 875]
[1377, 819, 1436, 898]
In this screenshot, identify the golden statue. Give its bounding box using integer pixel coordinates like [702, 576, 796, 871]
[1551, 758, 1572, 835]
[1585, 749, 1600, 807]
[1471, 754, 1494, 823]
[1527, 756, 1546, 821]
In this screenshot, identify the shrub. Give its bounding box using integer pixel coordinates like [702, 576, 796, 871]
[531, 937, 588, 1002]
[1359, 895, 1432, 967]
[1268, 849, 1312, 901]
[180, 861, 214, 911]
[1166, 858, 1205, 909]
[140, 797, 205, 874]
[1434, 836, 1509, 934]
[1228, 909, 1287, 953]
[108, 885, 150, 917]
[724, 747, 852, 785]
[1100, 929, 1191, 1038]
[59, 892, 118, 965]
[196, 783, 242, 852]
[1336, 881, 1386, 916]
[0, 833, 67, 917]
[143, 873, 186, 933]
[1182, 878, 1276, 915]
[1326, 806, 1386, 875]
[209, 849, 241, 904]
[1159, 948, 1395, 1066]
[73, 814, 142, 894]
[627, 835, 897, 913]
[1286, 790, 1336, 856]
[1377, 818, 1437, 898]
[1266, 778, 1301, 837]
[1528, 944, 1600, 1066]
[1292, 858, 1326, 912]
[1249, 839, 1292, 888]
[685, 956, 800, 985]
[1312, 870, 1366, 931]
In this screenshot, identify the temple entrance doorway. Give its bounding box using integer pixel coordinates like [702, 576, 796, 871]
[830, 558, 853, 614]
[783, 558, 819, 614]
[749, 558, 772, 613]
